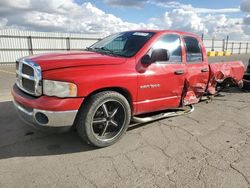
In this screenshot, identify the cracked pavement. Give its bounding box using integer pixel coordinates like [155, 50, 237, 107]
[0, 55, 250, 188]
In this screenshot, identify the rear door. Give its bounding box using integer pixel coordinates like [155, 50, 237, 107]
[136, 34, 186, 114]
[183, 36, 209, 98]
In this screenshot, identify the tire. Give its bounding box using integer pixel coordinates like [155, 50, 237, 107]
[216, 78, 234, 92]
[243, 74, 250, 90]
[75, 91, 131, 147]
[246, 59, 250, 73]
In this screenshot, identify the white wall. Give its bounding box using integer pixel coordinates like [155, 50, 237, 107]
[0, 29, 103, 64]
[0, 29, 249, 64]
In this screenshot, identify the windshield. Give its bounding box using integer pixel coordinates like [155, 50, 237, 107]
[87, 31, 155, 57]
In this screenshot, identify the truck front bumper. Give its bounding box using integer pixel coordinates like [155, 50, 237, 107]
[12, 85, 83, 128]
[13, 100, 78, 128]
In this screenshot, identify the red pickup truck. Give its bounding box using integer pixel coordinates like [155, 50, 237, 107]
[12, 30, 244, 147]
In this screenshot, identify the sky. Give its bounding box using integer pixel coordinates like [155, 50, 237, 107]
[0, 0, 250, 40]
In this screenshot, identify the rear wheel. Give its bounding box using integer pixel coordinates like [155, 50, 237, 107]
[243, 74, 250, 90]
[76, 91, 131, 147]
[216, 78, 235, 92]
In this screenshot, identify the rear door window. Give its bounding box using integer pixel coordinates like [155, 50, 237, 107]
[183, 36, 203, 63]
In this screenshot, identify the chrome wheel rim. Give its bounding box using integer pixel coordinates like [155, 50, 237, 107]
[91, 99, 126, 142]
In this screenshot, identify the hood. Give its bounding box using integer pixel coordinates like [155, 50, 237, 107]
[25, 51, 126, 71]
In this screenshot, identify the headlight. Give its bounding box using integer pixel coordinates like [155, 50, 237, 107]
[43, 80, 77, 98]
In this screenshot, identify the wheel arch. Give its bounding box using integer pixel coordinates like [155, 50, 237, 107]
[219, 76, 237, 86]
[84, 87, 134, 113]
[215, 76, 238, 92]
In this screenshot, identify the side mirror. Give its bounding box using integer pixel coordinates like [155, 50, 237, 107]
[151, 48, 170, 63]
[141, 54, 152, 65]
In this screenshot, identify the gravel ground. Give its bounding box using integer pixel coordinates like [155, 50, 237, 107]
[0, 54, 249, 188]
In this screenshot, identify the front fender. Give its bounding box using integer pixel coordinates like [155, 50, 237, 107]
[43, 64, 137, 103]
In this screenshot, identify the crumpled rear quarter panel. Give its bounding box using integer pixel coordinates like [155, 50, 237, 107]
[207, 61, 245, 94]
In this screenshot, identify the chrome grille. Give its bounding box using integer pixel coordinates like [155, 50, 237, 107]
[22, 64, 34, 76]
[16, 60, 42, 96]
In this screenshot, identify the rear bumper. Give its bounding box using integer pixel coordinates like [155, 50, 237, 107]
[12, 84, 84, 128]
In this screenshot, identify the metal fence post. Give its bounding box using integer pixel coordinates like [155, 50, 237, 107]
[201, 33, 204, 41]
[225, 36, 229, 50]
[246, 43, 249, 54]
[222, 39, 225, 51]
[239, 42, 242, 54]
[66, 37, 70, 51]
[27, 36, 33, 55]
[231, 42, 234, 54]
[212, 37, 215, 51]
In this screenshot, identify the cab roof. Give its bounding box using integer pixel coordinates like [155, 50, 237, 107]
[127, 30, 201, 39]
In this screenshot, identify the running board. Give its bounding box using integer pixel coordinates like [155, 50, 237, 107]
[132, 105, 194, 124]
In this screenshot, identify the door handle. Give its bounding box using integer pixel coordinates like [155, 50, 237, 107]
[174, 70, 184, 75]
[201, 68, 209, 73]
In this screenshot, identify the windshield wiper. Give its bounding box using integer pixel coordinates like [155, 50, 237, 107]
[86, 47, 125, 57]
[85, 47, 93, 51]
[94, 47, 113, 53]
[92, 47, 123, 57]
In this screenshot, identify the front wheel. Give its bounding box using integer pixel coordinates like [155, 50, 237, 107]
[75, 91, 131, 147]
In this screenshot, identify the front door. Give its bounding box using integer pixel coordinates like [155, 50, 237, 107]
[136, 34, 186, 114]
